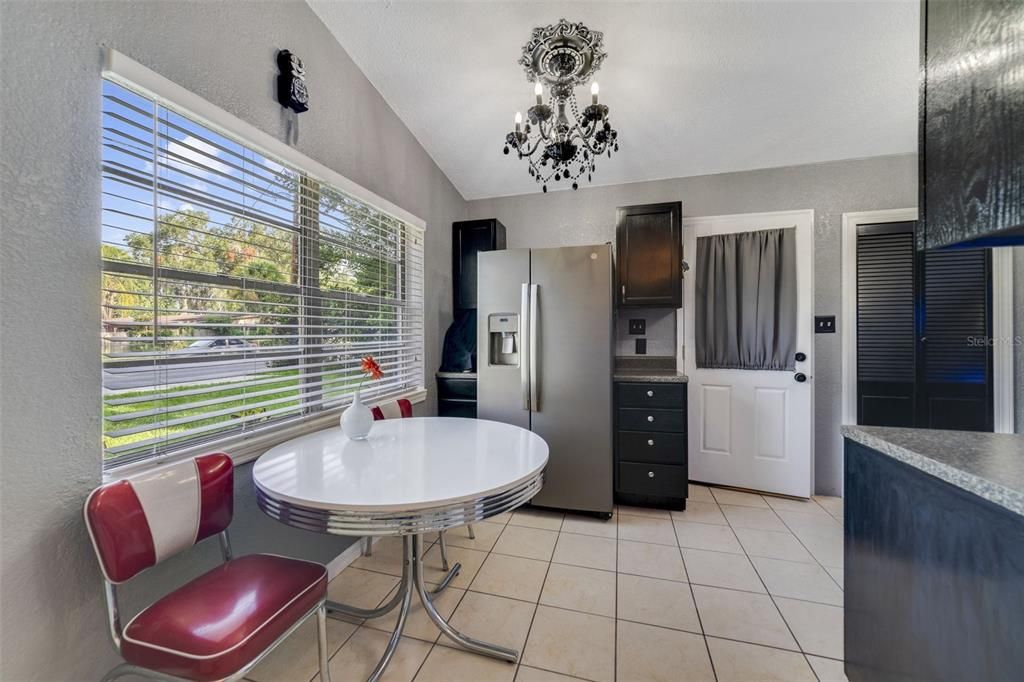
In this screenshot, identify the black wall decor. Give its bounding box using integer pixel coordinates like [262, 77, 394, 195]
[276, 50, 309, 114]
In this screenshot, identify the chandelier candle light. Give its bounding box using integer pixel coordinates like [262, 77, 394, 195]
[503, 18, 620, 193]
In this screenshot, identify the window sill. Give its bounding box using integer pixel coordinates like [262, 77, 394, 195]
[103, 387, 428, 481]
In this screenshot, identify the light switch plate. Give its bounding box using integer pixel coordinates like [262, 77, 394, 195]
[628, 319, 646, 335]
[635, 338, 647, 354]
[815, 315, 836, 334]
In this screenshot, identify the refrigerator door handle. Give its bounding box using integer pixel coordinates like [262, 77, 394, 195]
[529, 283, 539, 412]
[521, 283, 531, 410]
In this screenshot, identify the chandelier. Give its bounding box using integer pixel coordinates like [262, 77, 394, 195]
[503, 19, 620, 192]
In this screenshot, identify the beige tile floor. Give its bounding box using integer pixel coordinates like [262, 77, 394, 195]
[247, 486, 847, 682]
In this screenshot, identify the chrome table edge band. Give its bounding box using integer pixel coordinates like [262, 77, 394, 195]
[254, 472, 544, 536]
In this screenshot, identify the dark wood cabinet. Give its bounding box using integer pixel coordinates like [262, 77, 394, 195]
[614, 380, 688, 510]
[918, 0, 1024, 249]
[845, 440, 1024, 681]
[452, 219, 506, 310]
[616, 202, 682, 307]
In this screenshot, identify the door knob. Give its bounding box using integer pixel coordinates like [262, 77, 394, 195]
[794, 372, 807, 383]
[648, 471, 655, 478]
[647, 415, 655, 422]
[646, 390, 654, 397]
[795, 352, 807, 362]
[647, 439, 654, 446]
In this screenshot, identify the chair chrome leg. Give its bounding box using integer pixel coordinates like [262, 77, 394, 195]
[412, 535, 518, 663]
[437, 531, 450, 571]
[327, 550, 408, 621]
[317, 604, 331, 682]
[101, 663, 190, 681]
[367, 536, 414, 682]
[467, 524, 476, 540]
[362, 536, 373, 556]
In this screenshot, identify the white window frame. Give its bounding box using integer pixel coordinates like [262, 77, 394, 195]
[102, 49, 427, 477]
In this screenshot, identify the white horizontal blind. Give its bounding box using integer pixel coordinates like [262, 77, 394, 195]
[102, 79, 424, 466]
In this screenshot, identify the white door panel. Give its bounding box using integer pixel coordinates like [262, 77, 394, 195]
[683, 210, 814, 498]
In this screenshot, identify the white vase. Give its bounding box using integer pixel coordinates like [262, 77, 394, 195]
[340, 389, 373, 440]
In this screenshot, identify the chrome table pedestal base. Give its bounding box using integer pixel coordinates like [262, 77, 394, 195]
[327, 534, 517, 682]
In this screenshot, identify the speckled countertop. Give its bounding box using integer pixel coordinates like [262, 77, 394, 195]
[841, 425, 1024, 517]
[613, 369, 689, 383]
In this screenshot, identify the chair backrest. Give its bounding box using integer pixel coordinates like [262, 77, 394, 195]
[371, 398, 413, 421]
[84, 453, 233, 583]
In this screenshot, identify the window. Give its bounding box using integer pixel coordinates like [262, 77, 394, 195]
[101, 79, 424, 467]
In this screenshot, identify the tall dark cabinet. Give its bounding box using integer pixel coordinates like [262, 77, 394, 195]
[437, 219, 506, 418]
[918, 0, 1024, 249]
[453, 219, 506, 310]
[616, 202, 682, 308]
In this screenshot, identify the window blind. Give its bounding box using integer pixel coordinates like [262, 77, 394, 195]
[102, 80, 424, 466]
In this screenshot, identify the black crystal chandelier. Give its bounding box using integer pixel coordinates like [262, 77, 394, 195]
[503, 19, 620, 192]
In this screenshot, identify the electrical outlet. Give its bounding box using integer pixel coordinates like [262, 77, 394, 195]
[815, 315, 836, 334]
[635, 338, 647, 354]
[628, 319, 646, 335]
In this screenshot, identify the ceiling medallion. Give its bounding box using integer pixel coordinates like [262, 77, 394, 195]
[503, 19, 620, 193]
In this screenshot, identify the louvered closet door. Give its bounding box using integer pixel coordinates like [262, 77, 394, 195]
[920, 249, 993, 431]
[856, 222, 993, 431]
[856, 223, 917, 426]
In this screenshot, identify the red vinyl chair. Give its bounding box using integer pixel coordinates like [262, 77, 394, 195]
[362, 399, 475, 567]
[84, 453, 331, 682]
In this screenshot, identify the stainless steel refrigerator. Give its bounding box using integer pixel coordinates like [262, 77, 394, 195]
[477, 244, 613, 516]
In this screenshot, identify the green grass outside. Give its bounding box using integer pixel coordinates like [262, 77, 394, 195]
[102, 369, 366, 459]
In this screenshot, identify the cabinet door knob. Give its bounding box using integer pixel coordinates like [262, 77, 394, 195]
[647, 415, 654, 422]
[647, 439, 654, 446]
[646, 390, 654, 397]
[648, 471, 655, 478]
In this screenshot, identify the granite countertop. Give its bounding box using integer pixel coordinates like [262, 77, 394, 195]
[841, 425, 1024, 517]
[613, 368, 688, 383]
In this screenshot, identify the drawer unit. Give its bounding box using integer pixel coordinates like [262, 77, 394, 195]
[617, 407, 686, 433]
[614, 378, 688, 510]
[618, 462, 688, 499]
[617, 431, 686, 465]
[617, 382, 686, 408]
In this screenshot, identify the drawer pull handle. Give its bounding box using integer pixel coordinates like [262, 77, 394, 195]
[646, 390, 654, 397]
[647, 439, 654, 446]
[648, 471, 655, 478]
[647, 415, 654, 422]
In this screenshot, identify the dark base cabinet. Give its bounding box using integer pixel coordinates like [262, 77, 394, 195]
[844, 441, 1024, 682]
[436, 374, 477, 418]
[614, 382, 688, 510]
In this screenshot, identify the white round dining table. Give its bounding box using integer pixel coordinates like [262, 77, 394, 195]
[253, 417, 549, 682]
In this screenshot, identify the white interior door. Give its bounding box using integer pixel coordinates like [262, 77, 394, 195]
[682, 210, 814, 498]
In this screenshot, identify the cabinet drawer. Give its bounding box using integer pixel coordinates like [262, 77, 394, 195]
[618, 431, 686, 465]
[437, 377, 477, 400]
[617, 382, 686, 408]
[618, 407, 686, 433]
[618, 462, 687, 498]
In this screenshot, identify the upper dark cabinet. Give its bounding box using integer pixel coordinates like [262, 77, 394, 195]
[616, 202, 682, 307]
[453, 219, 506, 310]
[918, 0, 1024, 249]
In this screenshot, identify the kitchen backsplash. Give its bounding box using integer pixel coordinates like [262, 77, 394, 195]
[615, 308, 678, 356]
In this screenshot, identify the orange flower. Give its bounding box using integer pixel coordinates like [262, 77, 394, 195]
[361, 355, 384, 381]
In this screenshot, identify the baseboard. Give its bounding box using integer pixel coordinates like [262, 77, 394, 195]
[325, 537, 377, 580]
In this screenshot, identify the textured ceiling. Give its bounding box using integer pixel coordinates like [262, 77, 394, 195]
[308, 1, 919, 200]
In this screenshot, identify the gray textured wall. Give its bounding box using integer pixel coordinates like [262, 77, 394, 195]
[0, 2, 464, 679]
[468, 153, 919, 496]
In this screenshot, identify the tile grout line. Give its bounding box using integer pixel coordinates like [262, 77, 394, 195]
[716, 494, 823, 677]
[613, 509, 619, 682]
[677, 510, 719, 682]
[511, 512, 560, 680]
